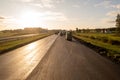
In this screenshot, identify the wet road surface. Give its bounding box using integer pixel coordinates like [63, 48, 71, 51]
[27, 36, 120, 80]
[0, 35, 58, 80]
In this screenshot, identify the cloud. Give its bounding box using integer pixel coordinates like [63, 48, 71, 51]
[21, 0, 33, 2]
[1, 11, 67, 26]
[107, 20, 115, 23]
[0, 16, 5, 19]
[83, 0, 90, 6]
[106, 11, 116, 17]
[37, 11, 67, 21]
[0, 16, 8, 29]
[72, 5, 80, 8]
[102, 10, 119, 24]
[30, 3, 44, 8]
[94, 1, 112, 8]
[35, 0, 64, 8]
[40, 0, 54, 8]
[112, 4, 120, 9]
[14, 0, 64, 8]
[106, 11, 120, 17]
[0, 16, 18, 26]
[12, 0, 33, 2]
[101, 18, 115, 24]
[94, 1, 120, 9]
[0, 16, 6, 23]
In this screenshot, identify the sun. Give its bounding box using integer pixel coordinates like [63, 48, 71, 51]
[17, 10, 42, 28]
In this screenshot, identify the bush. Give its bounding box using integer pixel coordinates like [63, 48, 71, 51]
[95, 36, 101, 41]
[109, 39, 120, 45]
[101, 36, 108, 43]
[90, 36, 96, 39]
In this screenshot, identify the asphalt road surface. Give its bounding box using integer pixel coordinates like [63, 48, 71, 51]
[27, 36, 120, 80]
[0, 35, 58, 80]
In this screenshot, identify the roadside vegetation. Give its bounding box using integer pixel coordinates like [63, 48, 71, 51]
[73, 14, 120, 63]
[0, 33, 52, 54]
[0, 27, 48, 38]
[116, 14, 120, 35]
[73, 32, 120, 63]
[0, 27, 56, 54]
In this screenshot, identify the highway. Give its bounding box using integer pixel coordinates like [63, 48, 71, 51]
[0, 35, 58, 80]
[0, 35, 120, 80]
[27, 36, 120, 80]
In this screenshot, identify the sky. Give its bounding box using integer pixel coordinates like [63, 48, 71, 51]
[0, 0, 120, 30]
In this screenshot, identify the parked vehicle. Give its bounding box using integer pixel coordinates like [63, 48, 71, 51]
[66, 31, 72, 41]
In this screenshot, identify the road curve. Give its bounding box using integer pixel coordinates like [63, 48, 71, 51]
[0, 35, 58, 80]
[27, 36, 120, 80]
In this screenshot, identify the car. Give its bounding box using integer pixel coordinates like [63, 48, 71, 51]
[55, 32, 59, 35]
[66, 31, 72, 41]
[60, 32, 63, 36]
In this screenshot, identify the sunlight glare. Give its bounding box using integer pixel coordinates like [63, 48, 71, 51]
[26, 42, 38, 50]
[17, 10, 42, 28]
[24, 42, 38, 64]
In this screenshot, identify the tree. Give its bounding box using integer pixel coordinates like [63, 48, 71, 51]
[76, 28, 79, 32]
[116, 14, 120, 34]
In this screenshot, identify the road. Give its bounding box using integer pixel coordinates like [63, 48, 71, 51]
[26, 36, 120, 80]
[0, 35, 58, 80]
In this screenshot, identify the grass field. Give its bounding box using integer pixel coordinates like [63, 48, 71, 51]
[73, 32, 120, 63]
[0, 33, 52, 54]
[0, 31, 28, 38]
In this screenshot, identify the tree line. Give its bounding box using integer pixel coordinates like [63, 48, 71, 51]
[76, 14, 120, 34]
[1, 27, 48, 34]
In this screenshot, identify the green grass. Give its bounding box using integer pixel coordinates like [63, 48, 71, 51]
[0, 32, 18, 38]
[0, 33, 51, 54]
[75, 33, 120, 45]
[0, 31, 37, 38]
[73, 33, 120, 56]
[74, 35, 120, 52]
